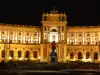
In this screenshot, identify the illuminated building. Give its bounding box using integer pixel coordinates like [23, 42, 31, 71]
[0, 9, 100, 63]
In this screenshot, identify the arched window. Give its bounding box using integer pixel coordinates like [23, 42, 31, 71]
[78, 52, 82, 59]
[18, 51, 22, 58]
[44, 16, 47, 21]
[70, 52, 74, 59]
[33, 51, 37, 58]
[1, 50, 5, 57]
[94, 52, 98, 59]
[52, 29, 57, 32]
[10, 50, 14, 58]
[25, 51, 30, 58]
[86, 52, 90, 59]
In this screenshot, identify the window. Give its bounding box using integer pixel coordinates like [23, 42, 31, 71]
[71, 42, 73, 45]
[96, 42, 98, 45]
[25, 51, 30, 58]
[79, 34, 82, 37]
[27, 33, 29, 35]
[71, 34, 73, 37]
[78, 52, 82, 59]
[62, 27, 64, 32]
[94, 52, 98, 59]
[79, 42, 81, 45]
[33, 51, 37, 58]
[18, 51, 22, 58]
[44, 16, 47, 21]
[19, 32, 21, 35]
[34, 32, 37, 36]
[44, 27, 46, 31]
[86, 52, 90, 59]
[10, 32, 13, 35]
[87, 33, 90, 37]
[52, 29, 56, 32]
[1, 50, 5, 57]
[70, 52, 74, 59]
[10, 50, 14, 58]
[18, 40, 20, 43]
[2, 32, 4, 34]
[44, 33, 46, 39]
[87, 42, 90, 45]
[94, 32, 98, 37]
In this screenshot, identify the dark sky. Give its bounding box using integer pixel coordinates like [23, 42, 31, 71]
[0, 0, 99, 26]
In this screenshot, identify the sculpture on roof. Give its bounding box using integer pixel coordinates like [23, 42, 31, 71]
[50, 6, 58, 14]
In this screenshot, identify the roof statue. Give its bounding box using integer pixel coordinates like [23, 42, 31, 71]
[50, 6, 58, 14]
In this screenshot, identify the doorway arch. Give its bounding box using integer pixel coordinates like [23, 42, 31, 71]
[49, 28, 58, 43]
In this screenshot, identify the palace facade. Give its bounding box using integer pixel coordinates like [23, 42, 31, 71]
[0, 9, 100, 63]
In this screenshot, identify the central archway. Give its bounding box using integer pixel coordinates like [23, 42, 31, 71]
[49, 28, 58, 43]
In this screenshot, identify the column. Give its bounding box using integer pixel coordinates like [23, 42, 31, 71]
[46, 26, 48, 43]
[14, 51, 18, 60]
[7, 30, 9, 42]
[22, 51, 25, 60]
[99, 41, 100, 61]
[83, 32, 85, 44]
[40, 45, 43, 62]
[58, 45, 60, 62]
[75, 33, 77, 44]
[90, 32, 92, 44]
[22, 30, 25, 43]
[5, 44, 10, 62]
[13, 30, 15, 43]
[64, 26, 67, 43]
[41, 28, 42, 43]
[58, 27, 59, 43]
[91, 51, 94, 62]
[64, 44, 66, 62]
[0, 51, 1, 62]
[41, 27, 44, 43]
[15, 30, 18, 43]
[30, 50, 33, 60]
[60, 27, 61, 42]
[38, 29, 39, 44]
[0, 29, 1, 42]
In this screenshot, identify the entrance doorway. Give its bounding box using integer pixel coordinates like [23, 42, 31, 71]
[50, 32, 58, 43]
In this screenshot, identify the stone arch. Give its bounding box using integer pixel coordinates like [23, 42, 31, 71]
[33, 51, 37, 58]
[18, 51, 22, 58]
[1, 50, 5, 58]
[10, 50, 14, 58]
[86, 52, 90, 59]
[78, 52, 82, 59]
[25, 51, 30, 58]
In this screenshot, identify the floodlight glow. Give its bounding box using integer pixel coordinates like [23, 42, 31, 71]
[18, 58, 22, 60]
[9, 57, 12, 60]
[38, 56, 41, 59]
[87, 58, 91, 62]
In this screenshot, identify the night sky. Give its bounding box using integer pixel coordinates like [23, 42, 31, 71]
[0, 0, 100, 26]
